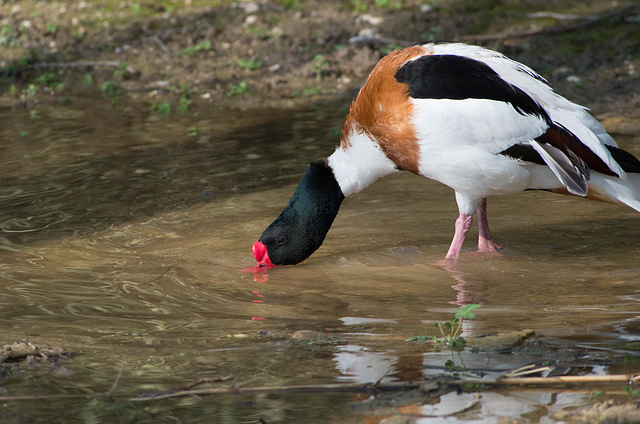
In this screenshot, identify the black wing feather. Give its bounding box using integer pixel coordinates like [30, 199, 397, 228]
[394, 54, 551, 124]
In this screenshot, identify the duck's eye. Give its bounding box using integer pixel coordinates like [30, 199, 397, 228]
[277, 236, 287, 245]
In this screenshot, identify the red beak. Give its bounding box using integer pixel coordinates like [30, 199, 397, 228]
[252, 241, 275, 268]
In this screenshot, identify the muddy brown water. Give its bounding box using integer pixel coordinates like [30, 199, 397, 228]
[1, 99, 639, 423]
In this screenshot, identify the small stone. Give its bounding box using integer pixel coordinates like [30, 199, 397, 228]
[552, 66, 571, 77]
[466, 329, 535, 352]
[358, 28, 375, 39]
[241, 2, 260, 14]
[357, 14, 384, 25]
[419, 381, 439, 392]
[291, 330, 319, 340]
[291, 330, 329, 343]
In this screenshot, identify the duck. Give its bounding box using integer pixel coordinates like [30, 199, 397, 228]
[252, 41, 640, 267]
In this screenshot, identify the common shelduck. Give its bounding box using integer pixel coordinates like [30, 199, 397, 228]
[252, 42, 640, 266]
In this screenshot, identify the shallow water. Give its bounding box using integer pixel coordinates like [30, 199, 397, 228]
[1, 99, 639, 423]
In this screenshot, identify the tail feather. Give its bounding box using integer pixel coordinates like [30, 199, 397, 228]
[585, 173, 640, 213]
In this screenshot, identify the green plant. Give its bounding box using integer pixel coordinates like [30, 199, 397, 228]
[375, 0, 402, 9]
[434, 304, 481, 349]
[22, 84, 38, 99]
[178, 40, 212, 58]
[33, 72, 57, 84]
[0, 24, 13, 37]
[150, 101, 172, 117]
[302, 86, 322, 96]
[461, 382, 486, 392]
[407, 304, 481, 350]
[177, 97, 191, 114]
[312, 54, 329, 81]
[236, 58, 261, 71]
[0, 24, 16, 47]
[589, 389, 604, 399]
[32, 73, 64, 94]
[307, 331, 323, 346]
[350, 0, 368, 12]
[276, 0, 300, 8]
[45, 22, 58, 34]
[114, 62, 131, 79]
[247, 25, 271, 38]
[624, 387, 640, 397]
[101, 80, 121, 100]
[227, 81, 249, 97]
[129, 3, 142, 14]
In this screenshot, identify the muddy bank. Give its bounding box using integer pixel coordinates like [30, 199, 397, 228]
[1, 0, 639, 116]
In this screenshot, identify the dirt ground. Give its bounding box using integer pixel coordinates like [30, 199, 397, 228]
[1, 0, 639, 119]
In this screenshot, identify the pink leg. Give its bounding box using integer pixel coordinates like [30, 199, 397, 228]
[476, 198, 501, 252]
[445, 213, 473, 259]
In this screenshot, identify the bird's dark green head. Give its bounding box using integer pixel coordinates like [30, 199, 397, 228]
[254, 160, 344, 266]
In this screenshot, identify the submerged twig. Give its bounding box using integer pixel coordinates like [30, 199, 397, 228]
[107, 358, 126, 398]
[1, 373, 637, 404]
[140, 264, 176, 285]
[451, 374, 640, 387]
[129, 373, 640, 402]
[526, 11, 599, 21]
[503, 364, 552, 378]
[130, 381, 424, 402]
[23, 61, 139, 76]
[0, 394, 90, 401]
[183, 375, 234, 390]
[150, 35, 172, 55]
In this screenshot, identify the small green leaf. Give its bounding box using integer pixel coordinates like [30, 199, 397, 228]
[455, 304, 481, 320]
